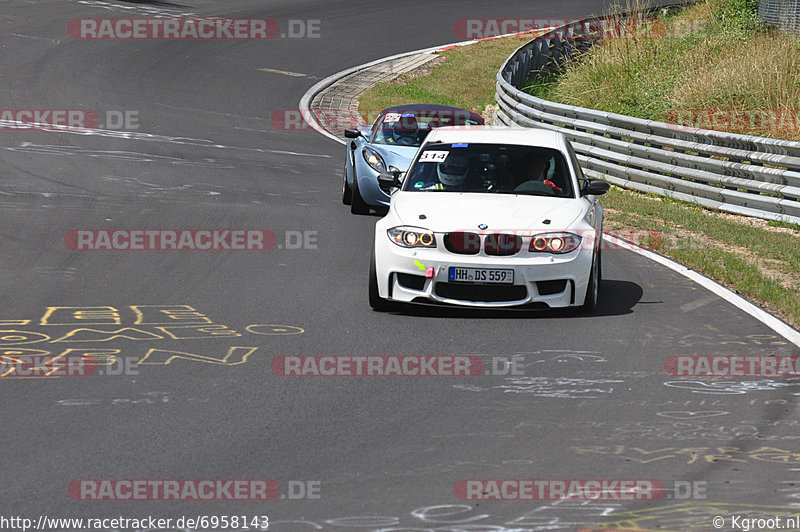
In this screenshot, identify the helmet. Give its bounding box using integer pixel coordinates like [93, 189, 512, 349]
[437, 154, 469, 187]
[391, 114, 418, 143]
[523, 155, 550, 180]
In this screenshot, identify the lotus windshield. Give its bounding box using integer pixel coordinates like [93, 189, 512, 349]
[370, 111, 481, 147]
[402, 143, 575, 197]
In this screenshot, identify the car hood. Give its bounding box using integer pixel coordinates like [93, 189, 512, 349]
[390, 192, 586, 233]
[369, 144, 419, 169]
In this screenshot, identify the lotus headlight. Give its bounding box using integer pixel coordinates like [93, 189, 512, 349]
[529, 232, 581, 253]
[388, 227, 437, 248]
[363, 147, 387, 173]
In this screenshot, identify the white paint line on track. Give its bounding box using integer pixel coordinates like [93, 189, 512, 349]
[604, 233, 800, 349]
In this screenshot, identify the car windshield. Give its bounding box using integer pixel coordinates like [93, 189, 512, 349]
[370, 110, 480, 147]
[402, 143, 575, 197]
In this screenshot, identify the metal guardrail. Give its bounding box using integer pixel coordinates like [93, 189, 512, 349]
[759, 0, 800, 35]
[494, 12, 800, 225]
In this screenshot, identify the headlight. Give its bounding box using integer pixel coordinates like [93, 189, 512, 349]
[363, 147, 387, 173]
[529, 232, 581, 253]
[388, 227, 437, 248]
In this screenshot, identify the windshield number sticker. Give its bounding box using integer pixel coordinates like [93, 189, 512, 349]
[384, 113, 401, 123]
[419, 151, 449, 163]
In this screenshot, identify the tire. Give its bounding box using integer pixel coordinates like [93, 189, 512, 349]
[342, 163, 352, 205]
[579, 247, 601, 314]
[369, 247, 393, 311]
[350, 171, 371, 215]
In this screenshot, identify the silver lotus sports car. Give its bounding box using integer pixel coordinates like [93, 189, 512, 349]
[342, 105, 484, 214]
[370, 127, 610, 312]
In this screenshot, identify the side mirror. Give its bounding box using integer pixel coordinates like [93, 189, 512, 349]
[377, 170, 402, 191]
[581, 179, 610, 196]
[344, 129, 362, 139]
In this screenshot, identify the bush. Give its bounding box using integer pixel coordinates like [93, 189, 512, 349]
[711, 0, 764, 38]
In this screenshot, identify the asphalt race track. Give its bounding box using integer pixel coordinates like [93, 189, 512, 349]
[2, 1, 800, 531]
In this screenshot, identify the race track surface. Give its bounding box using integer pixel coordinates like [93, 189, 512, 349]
[1, 1, 799, 530]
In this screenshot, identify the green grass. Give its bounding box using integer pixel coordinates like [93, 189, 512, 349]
[602, 187, 800, 326]
[769, 219, 800, 231]
[358, 35, 534, 118]
[524, 0, 800, 140]
[356, 12, 800, 328]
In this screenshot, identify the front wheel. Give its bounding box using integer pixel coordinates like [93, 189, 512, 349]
[579, 248, 601, 314]
[342, 163, 352, 205]
[369, 248, 393, 311]
[351, 173, 371, 215]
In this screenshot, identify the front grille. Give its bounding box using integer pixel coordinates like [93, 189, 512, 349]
[396, 273, 426, 291]
[484, 233, 522, 256]
[434, 283, 527, 302]
[444, 232, 522, 256]
[444, 232, 481, 255]
[537, 279, 568, 295]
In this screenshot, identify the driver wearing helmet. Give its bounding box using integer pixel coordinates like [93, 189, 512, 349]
[389, 114, 419, 145]
[422, 154, 469, 190]
[514, 157, 563, 194]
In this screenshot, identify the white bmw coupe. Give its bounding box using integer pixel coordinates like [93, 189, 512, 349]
[370, 127, 609, 312]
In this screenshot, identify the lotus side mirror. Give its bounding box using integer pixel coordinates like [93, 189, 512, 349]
[344, 129, 362, 139]
[377, 170, 402, 191]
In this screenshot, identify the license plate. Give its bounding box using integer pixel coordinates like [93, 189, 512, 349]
[448, 267, 514, 284]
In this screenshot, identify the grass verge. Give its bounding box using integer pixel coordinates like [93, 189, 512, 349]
[525, 0, 800, 140]
[357, 18, 800, 328]
[603, 188, 800, 327]
[358, 35, 535, 123]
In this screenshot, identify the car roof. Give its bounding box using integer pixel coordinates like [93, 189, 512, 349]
[383, 104, 470, 113]
[380, 104, 484, 123]
[423, 126, 565, 150]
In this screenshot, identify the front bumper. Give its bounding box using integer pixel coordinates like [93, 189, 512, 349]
[356, 165, 391, 207]
[375, 240, 594, 308]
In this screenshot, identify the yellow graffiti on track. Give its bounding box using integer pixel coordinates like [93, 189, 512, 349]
[0, 305, 304, 376]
